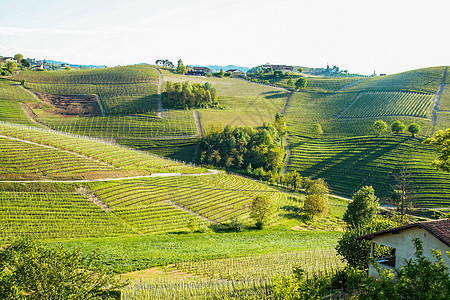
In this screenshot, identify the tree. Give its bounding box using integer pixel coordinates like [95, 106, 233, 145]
[284, 79, 293, 88]
[373, 120, 387, 136]
[304, 178, 329, 195]
[311, 123, 323, 137]
[424, 128, 450, 172]
[0, 237, 126, 299]
[250, 194, 274, 229]
[407, 123, 420, 138]
[297, 67, 303, 73]
[176, 59, 186, 75]
[219, 68, 225, 77]
[303, 194, 328, 218]
[391, 120, 406, 134]
[6, 61, 17, 72]
[343, 186, 379, 227]
[336, 217, 398, 268]
[391, 167, 415, 221]
[14, 54, 23, 64]
[295, 77, 307, 90]
[20, 59, 30, 68]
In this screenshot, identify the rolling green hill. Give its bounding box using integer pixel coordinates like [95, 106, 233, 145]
[285, 66, 450, 206]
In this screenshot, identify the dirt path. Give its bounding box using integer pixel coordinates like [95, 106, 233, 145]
[281, 92, 293, 115]
[93, 94, 106, 116]
[281, 135, 291, 175]
[155, 67, 164, 118]
[335, 93, 362, 118]
[336, 78, 366, 92]
[430, 67, 448, 133]
[0, 169, 221, 183]
[193, 110, 203, 136]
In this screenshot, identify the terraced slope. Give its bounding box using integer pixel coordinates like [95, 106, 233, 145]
[13, 65, 160, 114]
[88, 173, 294, 234]
[285, 67, 450, 206]
[0, 189, 132, 240]
[0, 122, 205, 179]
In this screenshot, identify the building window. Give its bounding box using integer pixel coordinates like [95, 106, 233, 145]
[374, 245, 396, 267]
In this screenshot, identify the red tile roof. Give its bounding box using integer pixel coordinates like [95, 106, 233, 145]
[356, 219, 450, 247]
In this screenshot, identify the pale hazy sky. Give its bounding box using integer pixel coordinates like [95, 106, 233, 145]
[1, 0, 449, 75]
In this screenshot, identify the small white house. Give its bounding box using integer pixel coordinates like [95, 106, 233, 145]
[356, 219, 450, 278]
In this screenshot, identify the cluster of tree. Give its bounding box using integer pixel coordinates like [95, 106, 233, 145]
[302, 178, 329, 219]
[373, 120, 421, 137]
[244, 67, 308, 90]
[162, 81, 219, 109]
[1, 54, 29, 76]
[424, 128, 450, 173]
[198, 115, 286, 175]
[0, 237, 126, 299]
[155, 59, 174, 68]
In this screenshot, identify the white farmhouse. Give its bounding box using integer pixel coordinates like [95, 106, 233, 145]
[356, 219, 450, 278]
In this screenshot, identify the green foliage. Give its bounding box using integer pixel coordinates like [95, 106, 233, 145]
[303, 194, 328, 219]
[336, 217, 398, 268]
[176, 59, 186, 75]
[311, 123, 323, 136]
[20, 59, 30, 68]
[295, 77, 307, 90]
[391, 120, 406, 133]
[302, 178, 329, 219]
[407, 122, 421, 137]
[250, 194, 274, 228]
[0, 237, 126, 300]
[373, 120, 387, 135]
[162, 81, 219, 109]
[281, 171, 302, 191]
[14, 54, 23, 64]
[424, 128, 450, 172]
[360, 238, 450, 300]
[6, 61, 17, 72]
[272, 267, 331, 300]
[343, 186, 379, 227]
[199, 121, 285, 173]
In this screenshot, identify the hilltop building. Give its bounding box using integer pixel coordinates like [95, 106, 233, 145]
[226, 69, 245, 75]
[186, 66, 211, 76]
[356, 219, 450, 278]
[261, 64, 293, 72]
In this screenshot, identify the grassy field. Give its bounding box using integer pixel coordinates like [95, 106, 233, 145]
[0, 79, 41, 126]
[60, 229, 342, 273]
[160, 69, 288, 128]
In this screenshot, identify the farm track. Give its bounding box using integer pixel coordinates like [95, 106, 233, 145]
[156, 67, 164, 118]
[430, 67, 448, 133]
[336, 93, 362, 118]
[0, 169, 221, 183]
[193, 110, 203, 136]
[336, 78, 366, 91]
[281, 135, 291, 175]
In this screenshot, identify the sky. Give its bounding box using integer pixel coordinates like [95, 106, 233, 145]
[0, 0, 449, 75]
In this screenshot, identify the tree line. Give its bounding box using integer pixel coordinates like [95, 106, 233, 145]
[162, 81, 219, 109]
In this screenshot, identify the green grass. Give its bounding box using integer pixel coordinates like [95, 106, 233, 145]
[344, 66, 446, 94]
[0, 79, 41, 126]
[161, 69, 288, 128]
[59, 229, 342, 273]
